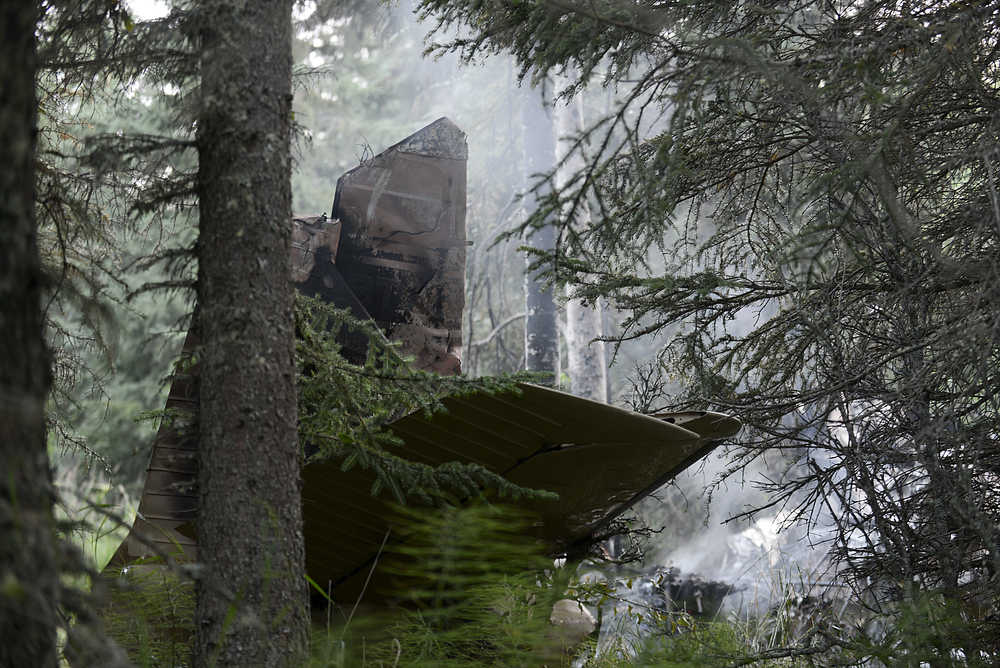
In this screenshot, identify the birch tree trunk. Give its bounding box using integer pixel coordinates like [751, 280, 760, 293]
[0, 3, 60, 664]
[522, 84, 559, 380]
[554, 78, 607, 402]
[194, 0, 307, 664]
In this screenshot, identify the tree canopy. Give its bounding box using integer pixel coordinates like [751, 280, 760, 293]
[421, 0, 1000, 659]
[19, 0, 1000, 662]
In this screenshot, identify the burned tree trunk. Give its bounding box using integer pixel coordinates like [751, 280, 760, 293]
[194, 0, 307, 665]
[522, 85, 559, 380]
[0, 3, 60, 665]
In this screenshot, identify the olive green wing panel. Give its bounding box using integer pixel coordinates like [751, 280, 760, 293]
[652, 411, 741, 441]
[382, 383, 709, 473]
[300, 458, 402, 603]
[299, 383, 728, 602]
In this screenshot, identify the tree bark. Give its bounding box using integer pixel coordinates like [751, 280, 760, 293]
[565, 299, 607, 401]
[0, 2, 60, 665]
[194, 0, 307, 665]
[554, 78, 607, 402]
[522, 85, 559, 380]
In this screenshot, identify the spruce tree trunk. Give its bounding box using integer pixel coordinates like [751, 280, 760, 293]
[0, 3, 60, 665]
[554, 78, 607, 402]
[522, 85, 559, 380]
[194, 0, 307, 665]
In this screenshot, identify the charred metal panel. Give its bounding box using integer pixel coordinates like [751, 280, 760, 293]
[332, 117, 466, 375]
[291, 214, 374, 362]
[290, 214, 341, 283]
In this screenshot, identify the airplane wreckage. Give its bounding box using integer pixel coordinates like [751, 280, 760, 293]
[113, 118, 741, 603]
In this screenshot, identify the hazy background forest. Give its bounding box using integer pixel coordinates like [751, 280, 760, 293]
[61, 0, 722, 545]
[31, 0, 1000, 665]
[63, 1, 726, 486]
[50, 0, 819, 658]
[60, 0, 782, 575]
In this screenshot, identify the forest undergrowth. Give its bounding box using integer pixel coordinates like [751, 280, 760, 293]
[82, 498, 991, 668]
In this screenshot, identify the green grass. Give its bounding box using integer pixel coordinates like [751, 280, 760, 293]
[99, 565, 195, 667]
[87, 497, 1000, 667]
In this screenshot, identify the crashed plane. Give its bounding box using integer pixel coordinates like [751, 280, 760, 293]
[113, 117, 740, 603]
